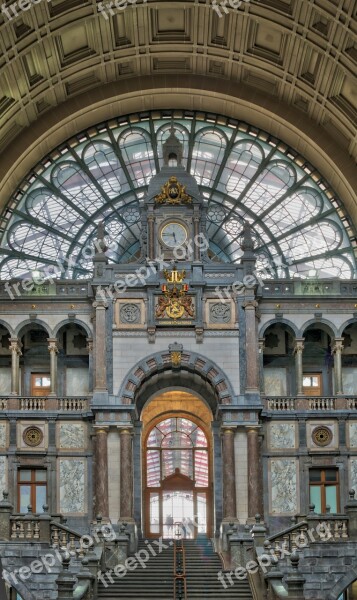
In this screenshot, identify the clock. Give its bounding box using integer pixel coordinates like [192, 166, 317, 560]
[160, 222, 187, 248]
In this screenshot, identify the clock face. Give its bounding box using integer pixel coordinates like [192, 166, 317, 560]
[161, 222, 187, 248]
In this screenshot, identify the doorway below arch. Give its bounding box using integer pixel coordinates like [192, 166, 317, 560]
[141, 391, 213, 539]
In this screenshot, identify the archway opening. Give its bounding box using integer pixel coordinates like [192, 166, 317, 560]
[141, 391, 213, 539]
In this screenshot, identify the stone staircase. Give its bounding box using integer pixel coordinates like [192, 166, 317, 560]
[97, 535, 253, 599]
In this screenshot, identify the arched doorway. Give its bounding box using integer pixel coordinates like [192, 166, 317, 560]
[144, 416, 210, 539]
[140, 390, 214, 539]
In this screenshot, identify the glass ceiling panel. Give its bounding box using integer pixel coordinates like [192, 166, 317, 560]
[0, 110, 356, 280]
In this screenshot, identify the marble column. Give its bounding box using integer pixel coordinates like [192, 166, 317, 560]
[243, 300, 259, 392]
[95, 427, 109, 517]
[222, 428, 237, 520]
[332, 338, 344, 395]
[9, 337, 21, 396]
[93, 300, 108, 391]
[294, 339, 305, 396]
[119, 428, 133, 519]
[47, 339, 59, 397]
[247, 427, 262, 518]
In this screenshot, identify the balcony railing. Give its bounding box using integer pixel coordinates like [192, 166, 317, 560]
[0, 396, 90, 411]
[263, 396, 357, 411]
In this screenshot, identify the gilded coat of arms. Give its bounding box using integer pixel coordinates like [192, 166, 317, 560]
[155, 176, 192, 205]
[155, 268, 195, 322]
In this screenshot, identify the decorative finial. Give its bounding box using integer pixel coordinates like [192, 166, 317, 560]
[163, 125, 183, 166]
[240, 220, 255, 252]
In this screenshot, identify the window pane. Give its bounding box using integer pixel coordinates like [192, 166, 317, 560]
[150, 493, 160, 534]
[19, 470, 31, 482]
[325, 486, 337, 513]
[147, 450, 161, 487]
[194, 450, 209, 487]
[19, 485, 31, 512]
[325, 469, 338, 482]
[35, 485, 47, 513]
[309, 470, 322, 482]
[35, 470, 47, 482]
[310, 486, 322, 513]
[162, 450, 193, 479]
[35, 376, 51, 387]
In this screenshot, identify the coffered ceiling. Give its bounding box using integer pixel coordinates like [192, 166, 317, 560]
[0, 0, 356, 223]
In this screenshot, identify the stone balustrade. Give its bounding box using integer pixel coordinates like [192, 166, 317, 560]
[263, 396, 357, 411]
[0, 396, 90, 411]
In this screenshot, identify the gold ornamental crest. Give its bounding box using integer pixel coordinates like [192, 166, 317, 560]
[155, 268, 195, 322]
[155, 176, 192, 205]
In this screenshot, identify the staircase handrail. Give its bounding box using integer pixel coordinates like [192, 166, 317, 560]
[268, 520, 308, 543]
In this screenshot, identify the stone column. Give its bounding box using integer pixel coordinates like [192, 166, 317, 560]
[247, 427, 262, 518]
[119, 428, 133, 519]
[258, 337, 265, 393]
[9, 338, 21, 396]
[222, 428, 237, 520]
[95, 427, 109, 517]
[93, 300, 108, 392]
[332, 338, 344, 395]
[47, 339, 59, 397]
[243, 300, 259, 392]
[294, 338, 305, 396]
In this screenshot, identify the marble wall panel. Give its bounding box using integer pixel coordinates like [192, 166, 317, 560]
[58, 423, 85, 450]
[269, 423, 296, 449]
[0, 368, 11, 394]
[66, 367, 89, 396]
[350, 459, 357, 495]
[59, 458, 86, 514]
[0, 423, 6, 448]
[0, 456, 7, 497]
[264, 368, 287, 396]
[270, 458, 298, 515]
[342, 368, 357, 394]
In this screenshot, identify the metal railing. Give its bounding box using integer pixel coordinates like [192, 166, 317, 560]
[174, 523, 187, 600]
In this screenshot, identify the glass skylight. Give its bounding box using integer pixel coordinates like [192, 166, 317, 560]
[0, 110, 356, 280]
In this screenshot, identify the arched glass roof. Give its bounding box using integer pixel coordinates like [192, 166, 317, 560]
[1, 110, 356, 280]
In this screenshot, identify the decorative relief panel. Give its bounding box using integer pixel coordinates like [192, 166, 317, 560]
[115, 299, 145, 329]
[347, 422, 357, 449]
[0, 423, 7, 449]
[306, 421, 337, 451]
[58, 423, 86, 450]
[350, 459, 357, 495]
[205, 299, 235, 329]
[17, 422, 47, 451]
[58, 458, 86, 515]
[270, 458, 298, 515]
[269, 423, 297, 449]
[0, 456, 7, 497]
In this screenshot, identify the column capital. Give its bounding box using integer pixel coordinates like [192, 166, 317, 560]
[47, 338, 59, 352]
[94, 426, 109, 434]
[221, 426, 236, 435]
[117, 427, 133, 436]
[93, 300, 108, 309]
[293, 338, 305, 353]
[9, 338, 22, 355]
[332, 338, 344, 352]
[242, 300, 258, 310]
[245, 425, 262, 433]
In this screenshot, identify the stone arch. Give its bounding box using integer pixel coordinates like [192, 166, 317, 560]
[117, 349, 236, 413]
[259, 318, 299, 338]
[53, 318, 92, 338]
[339, 317, 357, 337]
[301, 318, 338, 338]
[0, 320, 14, 337]
[15, 319, 52, 338]
[326, 567, 357, 600]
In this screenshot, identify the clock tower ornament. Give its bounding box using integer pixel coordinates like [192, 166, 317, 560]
[144, 125, 207, 262]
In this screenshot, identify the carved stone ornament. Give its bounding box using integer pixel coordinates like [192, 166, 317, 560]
[120, 303, 141, 324]
[312, 426, 333, 447]
[155, 176, 192, 205]
[210, 303, 231, 323]
[23, 426, 43, 447]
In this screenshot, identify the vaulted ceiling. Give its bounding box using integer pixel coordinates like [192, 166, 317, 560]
[0, 0, 356, 229]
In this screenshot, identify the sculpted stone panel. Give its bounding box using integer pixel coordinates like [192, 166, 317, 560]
[59, 458, 86, 514]
[270, 458, 298, 515]
[269, 423, 296, 449]
[58, 423, 86, 450]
